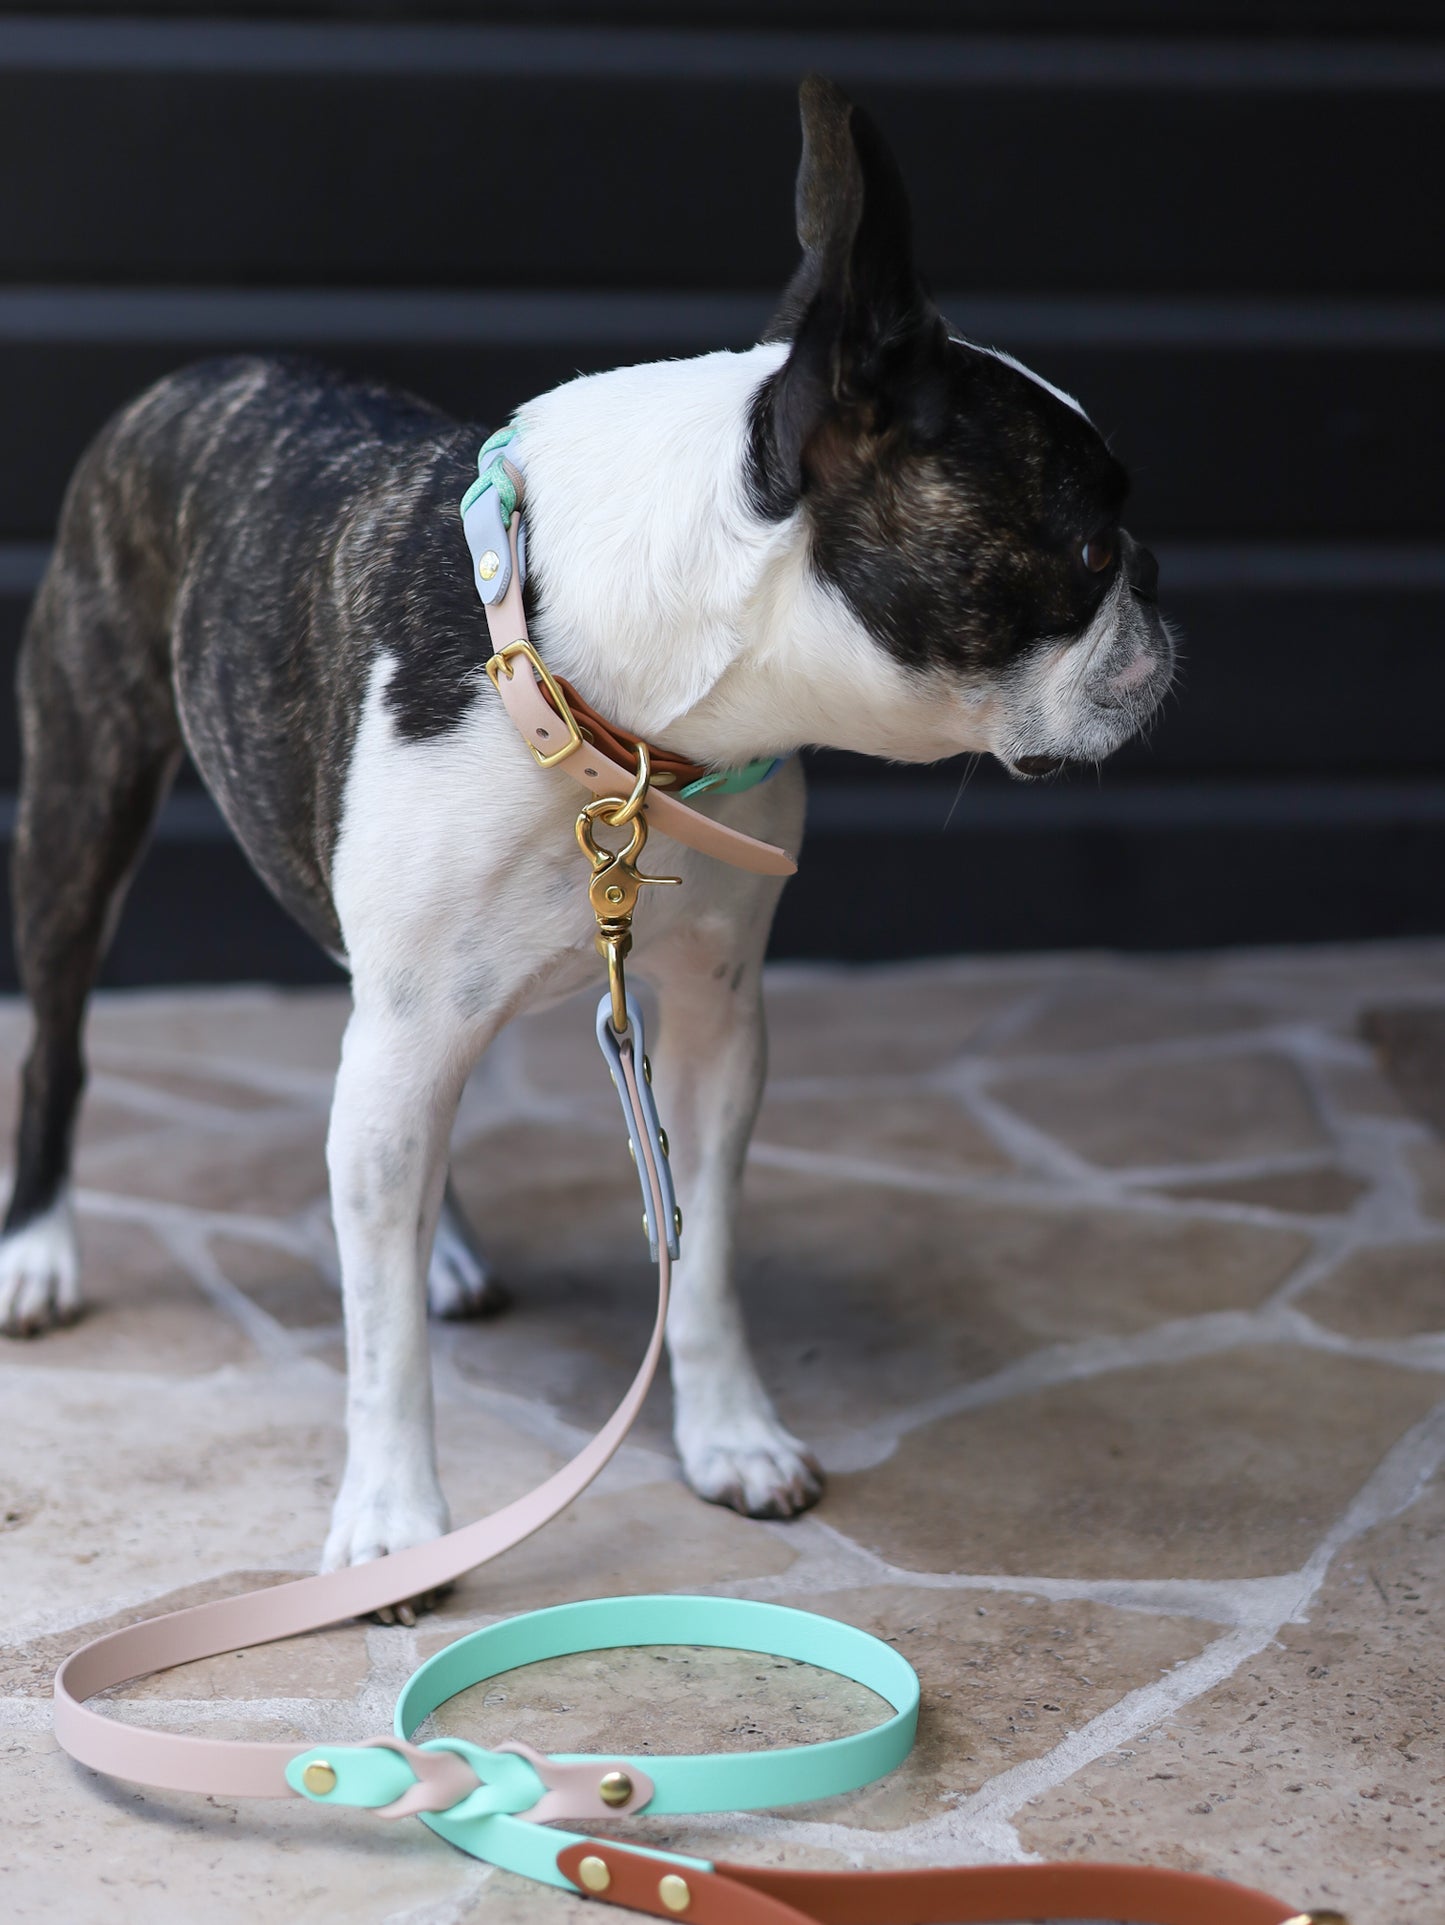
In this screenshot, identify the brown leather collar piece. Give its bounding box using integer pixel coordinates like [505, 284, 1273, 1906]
[542, 673, 709, 792]
[554, 1841, 1332, 1925]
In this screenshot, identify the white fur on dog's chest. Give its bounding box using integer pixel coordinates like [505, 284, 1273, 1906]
[330, 655, 801, 1027]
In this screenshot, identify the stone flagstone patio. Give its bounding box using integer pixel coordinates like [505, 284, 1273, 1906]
[3, 941, 1443, 1923]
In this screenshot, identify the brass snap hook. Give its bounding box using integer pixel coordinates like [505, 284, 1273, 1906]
[576, 799, 650, 874]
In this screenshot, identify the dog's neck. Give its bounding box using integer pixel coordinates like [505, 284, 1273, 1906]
[513, 345, 993, 769]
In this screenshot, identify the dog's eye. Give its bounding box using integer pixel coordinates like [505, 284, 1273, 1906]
[1081, 534, 1115, 574]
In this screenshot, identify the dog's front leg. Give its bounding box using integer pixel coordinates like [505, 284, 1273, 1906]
[321, 998, 467, 1575]
[651, 925, 823, 1520]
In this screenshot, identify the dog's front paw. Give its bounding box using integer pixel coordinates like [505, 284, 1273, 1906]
[678, 1413, 825, 1521]
[0, 1195, 81, 1337]
[427, 1203, 510, 1321]
[322, 1482, 451, 1623]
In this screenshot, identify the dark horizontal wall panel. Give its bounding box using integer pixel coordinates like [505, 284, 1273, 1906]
[1111, 584, 1445, 780]
[772, 807, 1445, 958]
[82, 838, 346, 989]
[31, 6, 1445, 33]
[0, 329, 1437, 540]
[0, 40, 1440, 292]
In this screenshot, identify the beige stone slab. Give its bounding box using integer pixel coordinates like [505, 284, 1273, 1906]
[755, 1087, 1013, 1177]
[76, 1111, 330, 1217]
[426, 1638, 885, 1761]
[1159, 1164, 1368, 1217]
[995, 1052, 1327, 1170]
[85, 985, 352, 1080]
[994, 980, 1272, 1057]
[487, 986, 640, 1105]
[0, 1219, 248, 1374]
[2, 1730, 482, 1925]
[723, 1585, 1211, 1834]
[823, 1350, 1444, 1581]
[419, 1481, 796, 1629]
[1411, 1141, 1445, 1221]
[447, 1157, 1309, 1445]
[454, 1874, 593, 1922]
[1015, 1480, 1445, 1925]
[212, 1234, 339, 1330]
[74, 1091, 185, 1153]
[445, 1119, 675, 1447]
[1359, 1003, 1445, 1136]
[1301, 1243, 1445, 1340]
[90, 1055, 296, 1114]
[1317, 1058, 1417, 1122]
[761, 969, 1027, 1077]
[449, 1117, 640, 1275]
[861, 1199, 1309, 1344]
[1, 1569, 366, 1704]
[1, 1363, 343, 1639]
[737, 1178, 1307, 1438]
[1208, 941, 1445, 1012]
[0, 994, 35, 1060]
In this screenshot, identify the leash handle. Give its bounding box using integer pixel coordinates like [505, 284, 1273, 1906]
[52, 1009, 675, 1801]
[554, 1846, 1324, 1925]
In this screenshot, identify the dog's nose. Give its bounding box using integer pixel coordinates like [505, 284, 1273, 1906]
[1128, 544, 1159, 604]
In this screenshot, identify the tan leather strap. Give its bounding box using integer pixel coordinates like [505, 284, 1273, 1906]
[53, 1037, 674, 1801]
[555, 1843, 1312, 1925]
[545, 672, 709, 791]
[481, 492, 797, 880]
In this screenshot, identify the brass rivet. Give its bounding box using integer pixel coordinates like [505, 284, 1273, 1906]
[642, 1055, 653, 1085]
[578, 1855, 612, 1893]
[658, 1873, 691, 1913]
[478, 549, 501, 581]
[302, 1761, 337, 1795]
[673, 1206, 683, 1236]
[658, 1127, 669, 1157]
[605, 884, 626, 905]
[642, 1212, 650, 1236]
[598, 1769, 633, 1808]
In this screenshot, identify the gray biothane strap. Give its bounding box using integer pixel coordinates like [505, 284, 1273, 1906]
[52, 1019, 674, 1803]
[479, 469, 796, 880]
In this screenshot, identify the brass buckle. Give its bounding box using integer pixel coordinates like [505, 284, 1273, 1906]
[485, 639, 585, 769]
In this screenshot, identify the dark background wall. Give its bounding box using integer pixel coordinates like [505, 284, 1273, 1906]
[1, 3, 1441, 981]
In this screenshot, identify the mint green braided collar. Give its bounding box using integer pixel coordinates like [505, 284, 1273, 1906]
[460, 424, 520, 523]
[287, 1594, 918, 1893]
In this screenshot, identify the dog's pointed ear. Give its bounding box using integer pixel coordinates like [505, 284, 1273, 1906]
[753, 76, 945, 512]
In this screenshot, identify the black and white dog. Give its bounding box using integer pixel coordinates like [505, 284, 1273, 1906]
[0, 80, 1171, 1569]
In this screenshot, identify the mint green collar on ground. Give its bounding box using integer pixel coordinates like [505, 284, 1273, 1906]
[290, 1595, 918, 1894]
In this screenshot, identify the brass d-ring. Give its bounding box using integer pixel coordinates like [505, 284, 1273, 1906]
[604, 740, 651, 828]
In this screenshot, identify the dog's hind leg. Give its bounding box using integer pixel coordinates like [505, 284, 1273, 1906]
[0, 564, 181, 1335]
[426, 1176, 510, 1321]
[648, 901, 824, 1521]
